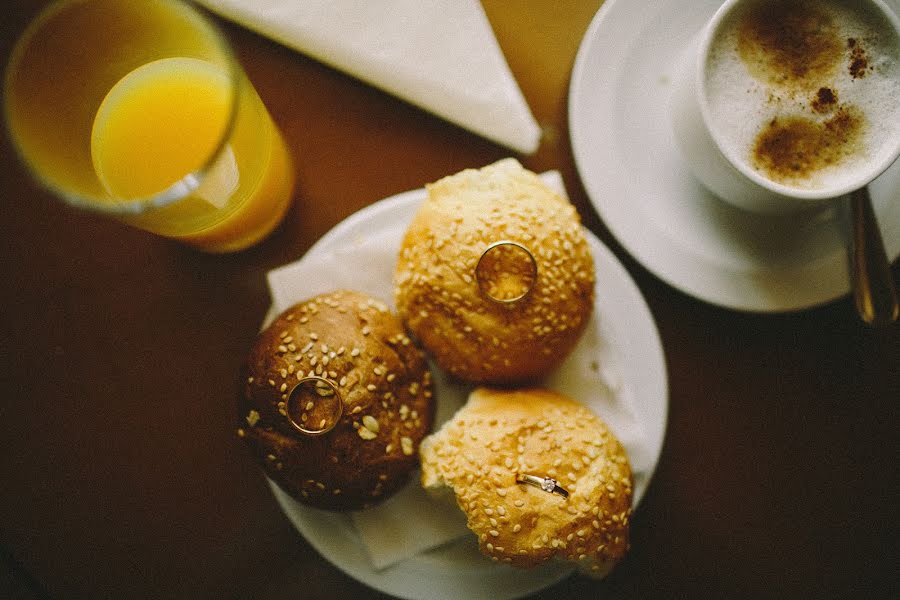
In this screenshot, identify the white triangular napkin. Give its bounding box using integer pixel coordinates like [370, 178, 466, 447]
[197, 0, 542, 153]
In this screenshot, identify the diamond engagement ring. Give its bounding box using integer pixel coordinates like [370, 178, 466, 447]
[515, 473, 570, 498]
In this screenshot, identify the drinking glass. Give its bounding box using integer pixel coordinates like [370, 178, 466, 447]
[4, 0, 296, 252]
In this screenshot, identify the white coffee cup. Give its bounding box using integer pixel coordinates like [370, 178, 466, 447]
[669, 0, 900, 214]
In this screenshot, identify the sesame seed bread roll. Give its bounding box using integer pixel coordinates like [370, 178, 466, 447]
[394, 159, 595, 384]
[419, 387, 632, 575]
[238, 290, 435, 511]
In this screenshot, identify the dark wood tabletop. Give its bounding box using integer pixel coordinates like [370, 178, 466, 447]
[2, 1, 898, 599]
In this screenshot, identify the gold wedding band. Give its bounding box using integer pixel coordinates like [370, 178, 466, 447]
[516, 473, 570, 498]
[474, 240, 538, 304]
[286, 376, 343, 436]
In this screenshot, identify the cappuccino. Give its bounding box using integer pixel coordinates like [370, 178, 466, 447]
[704, 0, 900, 191]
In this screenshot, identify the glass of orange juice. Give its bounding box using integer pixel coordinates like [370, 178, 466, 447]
[4, 0, 295, 253]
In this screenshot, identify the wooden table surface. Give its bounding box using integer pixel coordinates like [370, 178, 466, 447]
[1, 2, 898, 599]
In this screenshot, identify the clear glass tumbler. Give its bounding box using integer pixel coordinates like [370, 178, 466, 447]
[5, 0, 296, 252]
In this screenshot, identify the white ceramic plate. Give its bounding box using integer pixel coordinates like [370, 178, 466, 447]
[570, 0, 900, 312]
[264, 184, 668, 600]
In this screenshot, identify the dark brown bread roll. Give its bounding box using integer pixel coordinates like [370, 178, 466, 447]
[238, 290, 435, 511]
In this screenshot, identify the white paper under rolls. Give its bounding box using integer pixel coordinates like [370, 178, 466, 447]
[264, 172, 650, 571]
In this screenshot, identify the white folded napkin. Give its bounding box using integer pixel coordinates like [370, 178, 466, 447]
[265, 171, 650, 571]
[197, 0, 542, 154]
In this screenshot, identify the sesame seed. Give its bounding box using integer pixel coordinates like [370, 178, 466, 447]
[513, 524, 522, 533]
[351, 348, 361, 357]
[246, 410, 260, 426]
[489, 530, 499, 537]
[358, 427, 377, 440]
[401, 437, 414, 456]
[366, 384, 377, 392]
[362, 415, 380, 433]
[496, 488, 507, 497]
[361, 326, 371, 336]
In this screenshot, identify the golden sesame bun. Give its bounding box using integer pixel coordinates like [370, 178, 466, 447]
[238, 290, 435, 511]
[394, 159, 595, 384]
[419, 387, 632, 574]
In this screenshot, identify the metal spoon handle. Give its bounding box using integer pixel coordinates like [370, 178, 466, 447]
[849, 186, 898, 326]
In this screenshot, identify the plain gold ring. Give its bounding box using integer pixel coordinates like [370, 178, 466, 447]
[474, 240, 538, 304]
[286, 376, 343, 436]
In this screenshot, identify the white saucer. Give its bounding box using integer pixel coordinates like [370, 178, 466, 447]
[569, 0, 900, 312]
[263, 178, 668, 600]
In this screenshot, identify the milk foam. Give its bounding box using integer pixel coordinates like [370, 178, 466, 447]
[704, 0, 900, 190]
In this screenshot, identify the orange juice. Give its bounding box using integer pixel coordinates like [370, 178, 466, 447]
[90, 57, 294, 252]
[5, 0, 295, 251]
